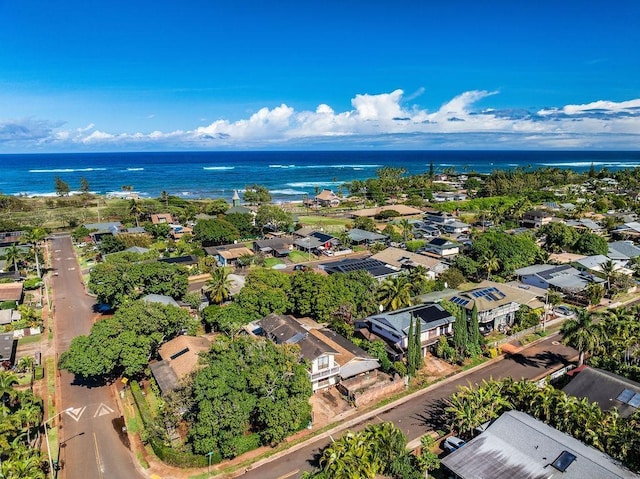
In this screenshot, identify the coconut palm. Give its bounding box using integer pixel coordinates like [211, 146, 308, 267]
[600, 260, 617, 294]
[377, 274, 412, 311]
[398, 218, 412, 243]
[481, 251, 500, 280]
[20, 228, 47, 278]
[561, 309, 605, 367]
[205, 267, 233, 304]
[129, 199, 142, 227]
[0, 371, 19, 416]
[3, 244, 23, 274]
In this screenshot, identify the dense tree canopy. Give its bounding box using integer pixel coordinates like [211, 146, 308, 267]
[88, 261, 188, 307]
[60, 300, 194, 378]
[224, 212, 256, 238]
[187, 336, 311, 458]
[255, 205, 294, 233]
[469, 230, 541, 277]
[243, 184, 272, 205]
[193, 218, 239, 246]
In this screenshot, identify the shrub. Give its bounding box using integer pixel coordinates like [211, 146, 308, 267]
[23, 278, 43, 290]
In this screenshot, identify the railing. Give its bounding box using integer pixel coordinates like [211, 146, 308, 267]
[310, 366, 340, 382]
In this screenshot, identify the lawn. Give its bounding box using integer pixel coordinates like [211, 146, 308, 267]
[289, 250, 316, 263]
[18, 334, 43, 346]
[264, 257, 285, 268]
[298, 215, 350, 228]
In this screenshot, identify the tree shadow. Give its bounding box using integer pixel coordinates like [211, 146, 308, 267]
[415, 398, 450, 432]
[506, 350, 571, 369]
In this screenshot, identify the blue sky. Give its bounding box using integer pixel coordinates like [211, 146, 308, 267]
[1, 1, 639, 152]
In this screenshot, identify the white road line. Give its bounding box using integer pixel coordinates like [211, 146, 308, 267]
[93, 432, 104, 478]
[94, 403, 115, 418]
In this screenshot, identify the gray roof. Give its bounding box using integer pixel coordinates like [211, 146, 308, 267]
[84, 222, 122, 233]
[563, 367, 640, 419]
[259, 314, 337, 361]
[0, 332, 15, 362]
[573, 254, 610, 271]
[367, 303, 455, 338]
[294, 237, 324, 249]
[124, 246, 150, 254]
[347, 228, 387, 243]
[149, 360, 179, 394]
[141, 294, 179, 307]
[442, 410, 638, 479]
[608, 241, 640, 261]
[0, 309, 20, 325]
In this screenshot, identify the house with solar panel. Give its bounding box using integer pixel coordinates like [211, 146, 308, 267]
[447, 281, 542, 334]
[364, 303, 456, 356]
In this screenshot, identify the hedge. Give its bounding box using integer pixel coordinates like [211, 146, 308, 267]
[130, 380, 217, 468]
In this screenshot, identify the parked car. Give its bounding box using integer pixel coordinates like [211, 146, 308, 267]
[293, 264, 311, 272]
[443, 436, 466, 453]
[555, 306, 573, 316]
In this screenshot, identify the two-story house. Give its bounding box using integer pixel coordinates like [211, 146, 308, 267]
[521, 209, 553, 228]
[365, 303, 456, 356]
[448, 281, 542, 334]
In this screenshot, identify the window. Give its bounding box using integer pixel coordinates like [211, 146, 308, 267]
[317, 355, 330, 370]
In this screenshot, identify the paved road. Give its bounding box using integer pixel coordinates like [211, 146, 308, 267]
[240, 335, 577, 479]
[50, 235, 142, 479]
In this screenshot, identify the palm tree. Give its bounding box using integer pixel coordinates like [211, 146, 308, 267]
[398, 218, 412, 243]
[481, 251, 500, 280]
[0, 371, 19, 416]
[561, 309, 605, 366]
[377, 275, 412, 311]
[600, 260, 616, 294]
[205, 267, 232, 304]
[20, 228, 47, 278]
[129, 199, 142, 227]
[3, 244, 23, 274]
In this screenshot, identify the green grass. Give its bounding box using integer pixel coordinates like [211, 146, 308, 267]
[289, 250, 315, 263]
[18, 334, 43, 346]
[264, 257, 285, 268]
[137, 451, 149, 469]
[298, 215, 350, 226]
[45, 357, 60, 453]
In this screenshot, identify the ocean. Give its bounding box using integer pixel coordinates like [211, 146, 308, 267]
[1, 150, 639, 202]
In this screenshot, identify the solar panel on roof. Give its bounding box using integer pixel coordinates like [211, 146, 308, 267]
[617, 389, 636, 403]
[629, 393, 640, 408]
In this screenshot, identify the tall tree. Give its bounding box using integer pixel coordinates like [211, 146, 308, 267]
[54, 176, 70, 196]
[561, 309, 605, 366]
[3, 244, 23, 273]
[377, 275, 412, 311]
[79, 176, 90, 195]
[21, 228, 47, 278]
[205, 267, 233, 305]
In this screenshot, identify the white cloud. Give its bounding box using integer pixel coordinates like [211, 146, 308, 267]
[2, 90, 640, 151]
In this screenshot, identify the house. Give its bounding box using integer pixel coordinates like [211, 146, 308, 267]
[442, 220, 470, 235]
[149, 335, 211, 394]
[0, 309, 21, 326]
[151, 213, 174, 224]
[424, 210, 456, 225]
[169, 224, 193, 240]
[563, 367, 640, 419]
[259, 314, 340, 391]
[608, 241, 640, 264]
[521, 209, 553, 228]
[141, 294, 180, 308]
[366, 303, 456, 355]
[0, 231, 26, 247]
[204, 243, 254, 267]
[566, 218, 603, 234]
[0, 282, 24, 304]
[412, 222, 441, 239]
[83, 222, 122, 234]
[441, 410, 638, 479]
[321, 258, 398, 281]
[448, 281, 542, 334]
[253, 238, 292, 257]
[572, 255, 632, 276]
[432, 191, 468, 202]
[371, 247, 448, 279]
[612, 221, 640, 239]
[158, 255, 199, 268]
[420, 237, 460, 258]
[314, 189, 341, 207]
[0, 332, 16, 367]
[293, 231, 339, 254]
[346, 228, 388, 246]
[258, 314, 379, 392]
[514, 264, 601, 293]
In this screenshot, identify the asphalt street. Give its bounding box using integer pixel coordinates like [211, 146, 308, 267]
[50, 235, 142, 479]
[239, 335, 577, 479]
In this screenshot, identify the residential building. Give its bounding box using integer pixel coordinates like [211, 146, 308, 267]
[150, 213, 174, 224]
[514, 264, 601, 294]
[257, 315, 379, 390]
[420, 237, 460, 258]
[346, 228, 388, 246]
[321, 258, 398, 281]
[371, 247, 448, 279]
[0, 283, 23, 304]
[150, 335, 211, 394]
[204, 243, 254, 267]
[563, 367, 640, 419]
[314, 189, 341, 207]
[566, 218, 603, 234]
[366, 303, 455, 355]
[424, 210, 456, 225]
[521, 209, 553, 228]
[0, 332, 16, 367]
[0, 231, 26, 247]
[442, 220, 470, 235]
[442, 410, 638, 479]
[448, 281, 542, 334]
[608, 241, 640, 264]
[0, 309, 20, 326]
[158, 255, 199, 268]
[253, 238, 292, 257]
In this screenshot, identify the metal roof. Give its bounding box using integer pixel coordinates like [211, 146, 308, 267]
[442, 410, 638, 479]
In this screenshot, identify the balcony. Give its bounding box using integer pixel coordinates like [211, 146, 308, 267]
[310, 366, 340, 382]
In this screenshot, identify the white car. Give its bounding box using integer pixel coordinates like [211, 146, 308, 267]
[443, 436, 466, 453]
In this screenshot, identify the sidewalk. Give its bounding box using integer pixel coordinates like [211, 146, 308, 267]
[123, 329, 566, 479]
